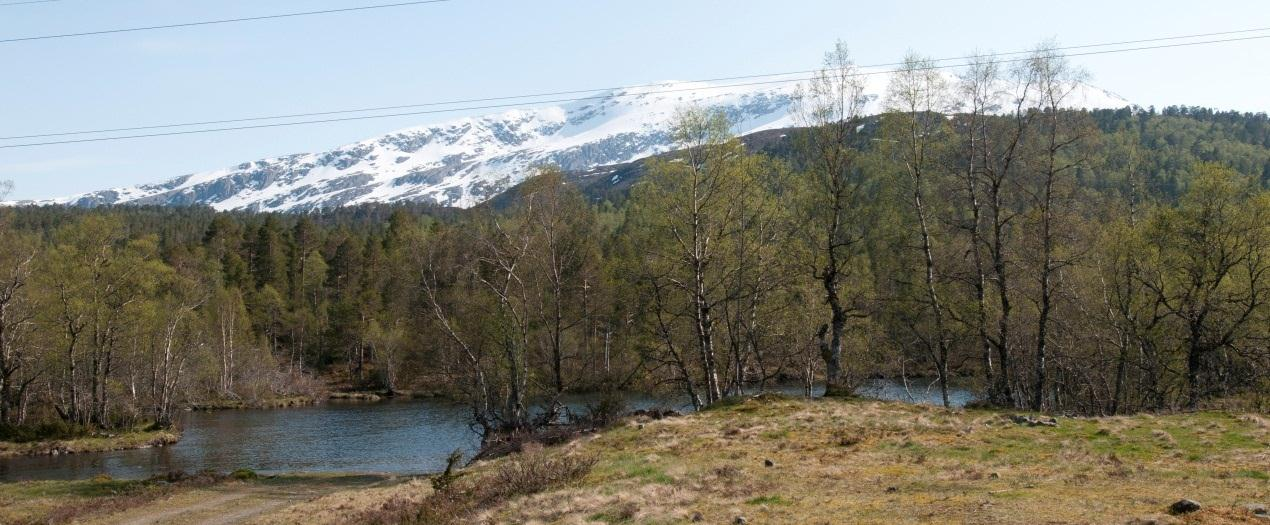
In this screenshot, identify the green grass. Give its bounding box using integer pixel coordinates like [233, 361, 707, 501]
[231, 468, 259, 480]
[745, 495, 791, 506]
[0, 478, 151, 499]
[760, 428, 790, 440]
[1235, 469, 1269, 480]
[0, 477, 172, 525]
[624, 463, 674, 485]
[592, 452, 675, 485]
[0, 425, 180, 458]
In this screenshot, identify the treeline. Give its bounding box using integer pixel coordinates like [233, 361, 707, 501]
[2, 43, 1270, 434]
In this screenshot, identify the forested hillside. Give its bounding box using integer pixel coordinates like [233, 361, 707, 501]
[2, 48, 1268, 438]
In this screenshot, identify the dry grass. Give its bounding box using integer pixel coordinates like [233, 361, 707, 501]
[468, 396, 1270, 524]
[342, 446, 598, 525]
[245, 477, 430, 525]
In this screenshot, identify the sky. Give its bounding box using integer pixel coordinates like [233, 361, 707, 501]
[2, 0, 1269, 201]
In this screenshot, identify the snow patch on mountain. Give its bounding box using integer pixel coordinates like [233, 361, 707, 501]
[21, 74, 1130, 212]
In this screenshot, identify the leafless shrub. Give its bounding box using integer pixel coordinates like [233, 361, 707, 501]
[356, 450, 597, 525]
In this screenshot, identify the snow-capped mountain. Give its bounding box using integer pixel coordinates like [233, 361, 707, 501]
[27, 75, 1130, 212]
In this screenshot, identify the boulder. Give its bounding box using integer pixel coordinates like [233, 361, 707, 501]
[1167, 499, 1202, 515]
[1244, 503, 1268, 518]
[1009, 414, 1059, 427]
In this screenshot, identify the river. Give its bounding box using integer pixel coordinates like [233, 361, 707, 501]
[0, 379, 974, 482]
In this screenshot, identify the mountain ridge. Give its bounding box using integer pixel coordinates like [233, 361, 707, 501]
[14, 76, 1129, 212]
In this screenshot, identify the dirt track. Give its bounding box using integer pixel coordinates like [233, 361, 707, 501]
[83, 475, 401, 525]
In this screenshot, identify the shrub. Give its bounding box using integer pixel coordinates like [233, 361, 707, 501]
[581, 389, 628, 427]
[476, 451, 597, 504]
[431, 450, 464, 491]
[230, 468, 258, 481]
[357, 449, 597, 525]
[0, 421, 94, 443]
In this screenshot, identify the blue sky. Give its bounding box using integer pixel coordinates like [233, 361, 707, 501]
[2, 0, 1269, 200]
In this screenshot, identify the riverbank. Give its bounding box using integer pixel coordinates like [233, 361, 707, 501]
[3, 396, 1267, 523]
[188, 395, 319, 411]
[0, 427, 179, 459]
[336, 395, 1268, 524]
[187, 389, 450, 410]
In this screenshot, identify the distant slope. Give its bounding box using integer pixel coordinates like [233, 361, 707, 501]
[22, 76, 1129, 212]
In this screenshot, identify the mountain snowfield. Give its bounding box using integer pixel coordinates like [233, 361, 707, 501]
[28, 74, 1130, 212]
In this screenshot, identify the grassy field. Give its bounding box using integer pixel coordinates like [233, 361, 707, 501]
[0, 473, 205, 524]
[464, 396, 1270, 524]
[1, 396, 1267, 524]
[0, 427, 179, 458]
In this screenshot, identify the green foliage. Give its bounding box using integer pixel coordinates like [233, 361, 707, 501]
[230, 468, 258, 480]
[746, 495, 792, 506]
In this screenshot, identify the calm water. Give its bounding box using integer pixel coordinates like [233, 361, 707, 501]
[0, 379, 972, 482]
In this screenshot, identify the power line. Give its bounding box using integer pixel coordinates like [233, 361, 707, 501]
[0, 80, 821, 149]
[0, 0, 61, 6]
[5, 25, 1270, 142]
[2, 33, 1268, 150]
[0, 0, 451, 44]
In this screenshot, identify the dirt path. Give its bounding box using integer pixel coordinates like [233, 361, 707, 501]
[84, 475, 400, 525]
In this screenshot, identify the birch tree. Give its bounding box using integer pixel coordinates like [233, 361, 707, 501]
[793, 41, 872, 396]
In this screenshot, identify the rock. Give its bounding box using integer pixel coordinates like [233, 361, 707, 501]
[1168, 499, 1202, 515]
[690, 512, 704, 522]
[885, 486, 899, 493]
[1009, 414, 1059, 427]
[1244, 503, 1268, 517]
[763, 459, 775, 468]
[989, 472, 1000, 479]
[734, 516, 748, 524]
[630, 408, 681, 420]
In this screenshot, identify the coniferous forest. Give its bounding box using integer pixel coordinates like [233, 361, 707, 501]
[2, 49, 1269, 441]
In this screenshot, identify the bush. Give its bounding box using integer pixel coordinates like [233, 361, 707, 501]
[230, 468, 258, 480]
[357, 449, 597, 525]
[477, 451, 597, 504]
[430, 450, 464, 491]
[0, 421, 94, 443]
[580, 389, 628, 427]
